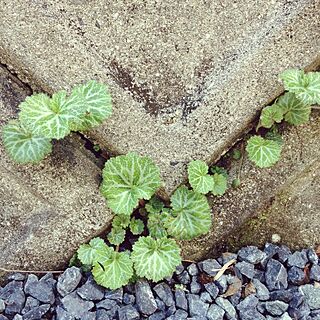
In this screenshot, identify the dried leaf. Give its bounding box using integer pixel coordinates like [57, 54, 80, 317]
[222, 277, 242, 297]
[214, 259, 237, 281]
[244, 281, 256, 297]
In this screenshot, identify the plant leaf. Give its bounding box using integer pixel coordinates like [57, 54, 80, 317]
[259, 104, 284, 128]
[280, 69, 320, 104]
[129, 218, 144, 235]
[211, 173, 228, 196]
[188, 160, 214, 194]
[19, 92, 84, 139]
[165, 186, 211, 240]
[2, 120, 52, 163]
[246, 136, 282, 168]
[112, 215, 130, 229]
[275, 92, 311, 125]
[210, 166, 228, 178]
[107, 227, 126, 246]
[77, 237, 112, 265]
[100, 152, 162, 215]
[70, 81, 112, 131]
[147, 213, 168, 239]
[131, 236, 181, 282]
[145, 196, 164, 214]
[92, 250, 133, 290]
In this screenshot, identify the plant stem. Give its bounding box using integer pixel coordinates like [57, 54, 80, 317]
[312, 106, 320, 110]
[182, 259, 196, 263]
[0, 266, 64, 274]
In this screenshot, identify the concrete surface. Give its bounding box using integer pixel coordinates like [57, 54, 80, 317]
[0, 0, 319, 194]
[0, 65, 113, 273]
[181, 110, 320, 260]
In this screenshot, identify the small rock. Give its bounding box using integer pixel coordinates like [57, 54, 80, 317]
[252, 279, 270, 301]
[166, 305, 176, 317]
[156, 298, 166, 311]
[299, 284, 320, 310]
[0, 299, 5, 313]
[190, 277, 201, 294]
[3, 287, 25, 315]
[204, 283, 219, 300]
[77, 277, 105, 301]
[176, 271, 190, 285]
[149, 311, 166, 320]
[235, 261, 255, 279]
[279, 313, 292, 320]
[265, 300, 289, 316]
[118, 305, 140, 320]
[237, 295, 259, 313]
[277, 245, 291, 264]
[215, 275, 228, 294]
[307, 248, 319, 265]
[187, 264, 199, 276]
[310, 265, 320, 281]
[21, 297, 39, 315]
[254, 270, 265, 283]
[24, 274, 55, 304]
[264, 243, 279, 259]
[187, 294, 209, 317]
[229, 290, 241, 306]
[288, 266, 306, 285]
[40, 273, 56, 289]
[123, 293, 135, 305]
[238, 246, 266, 264]
[81, 311, 96, 320]
[96, 299, 118, 310]
[96, 308, 111, 320]
[269, 290, 293, 303]
[0, 281, 23, 300]
[7, 273, 25, 281]
[153, 282, 174, 307]
[287, 251, 308, 268]
[241, 309, 266, 320]
[57, 267, 82, 297]
[105, 288, 123, 303]
[61, 292, 94, 318]
[170, 309, 188, 320]
[215, 297, 237, 319]
[200, 292, 212, 303]
[199, 259, 221, 276]
[221, 252, 237, 265]
[0, 316, 8, 320]
[135, 280, 157, 315]
[207, 304, 225, 320]
[175, 289, 188, 311]
[55, 305, 75, 320]
[22, 304, 51, 320]
[265, 259, 288, 291]
[175, 265, 184, 275]
[12, 316, 23, 320]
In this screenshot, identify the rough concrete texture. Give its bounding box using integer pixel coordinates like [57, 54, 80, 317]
[0, 1, 319, 194]
[0, 65, 112, 273]
[181, 110, 320, 261]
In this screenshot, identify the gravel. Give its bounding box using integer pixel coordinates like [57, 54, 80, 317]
[1, 243, 320, 319]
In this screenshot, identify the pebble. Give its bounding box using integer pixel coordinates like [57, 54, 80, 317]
[187, 294, 209, 317]
[154, 282, 174, 307]
[252, 279, 270, 301]
[77, 277, 105, 301]
[21, 297, 39, 315]
[235, 261, 255, 279]
[215, 297, 237, 319]
[204, 283, 219, 300]
[265, 259, 288, 291]
[0, 299, 5, 313]
[207, 304, 225, 320]
[277, 245, 291, 264]
[105, 288, 123, 303]
[177, 271, 191, 285]
[149, 311, 166, 320]
[288, 266, 306, 285]
[310, 264, 320, 281]
[24, 274, 55, 304]
[199, 259, 221, 276]
[123, 293, 135, 305]
[307, 248, 319, 264]
[287, 251, 308, 268]
[61, 292, 94, 318]
[265, 300, 289, 316]
[187, 263, 199, 276]
[269, 289, 293, 303]
[135, 280, 157, 315]
[96, 298, 118, 310]
[190, 277, 201, 294]
[238, 246, 267, 264]
[57, 267, 82, 297]
[22, 304, 51, 320]
[215, 275, 228, 294]
[118, 305, 140, 320]
[299, 284, 320, 310]
[175, 289, 188, 311]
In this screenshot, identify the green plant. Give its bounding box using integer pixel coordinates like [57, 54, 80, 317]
[247, 69, 320, 168]
[77, 153, 220, 289]
[2, 80, 112, 163]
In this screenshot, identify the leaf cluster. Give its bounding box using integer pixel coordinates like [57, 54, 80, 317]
[247, 69, 319, 168]
[2, 81, 112, 163]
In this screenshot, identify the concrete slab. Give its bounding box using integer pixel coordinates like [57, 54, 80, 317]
[0, 1, 319, 194]
[181, 110, 320, 260]
[0, 65, 112, 273]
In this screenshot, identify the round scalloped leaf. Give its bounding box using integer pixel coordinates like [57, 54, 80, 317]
[112, 215, 130, 229]
[211, 173, 228, 196]
[275, 92, 311, 126]
[130, 218, 144, 235]
[70, 81, 112, 131]
[107, 227, 126, 246]
[246, 136, 282, 168]
[19, 91, 84, 140]
[100, 152, 162, 215]
[188, 160, 214, 194]
[2, 120, 52, 163]
[77, 237, 112, 266]
[259, 104, 284, 129]
[145, 196, 164, 214]
[280, 69, 320, 105]
[131, 236, 181, 282]
[92, 250, 133, 290]
[165, 186, 212, 240]
[147, 213, 168, 239]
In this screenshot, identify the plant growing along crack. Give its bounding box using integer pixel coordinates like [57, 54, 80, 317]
[246, 69, 320, 168]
